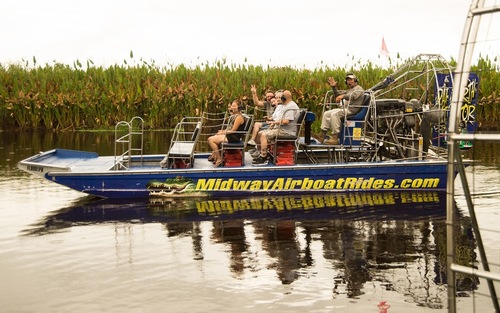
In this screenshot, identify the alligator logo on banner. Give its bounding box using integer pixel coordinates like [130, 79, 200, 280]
[147, 177, 207, 197]
[434, 73, 479, 148]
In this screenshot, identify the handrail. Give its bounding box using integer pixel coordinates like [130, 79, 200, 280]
[160, 116, 202, 169]
[113, 116, 144, 170]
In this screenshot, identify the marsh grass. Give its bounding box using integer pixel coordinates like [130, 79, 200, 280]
[0, 56, 498, 130]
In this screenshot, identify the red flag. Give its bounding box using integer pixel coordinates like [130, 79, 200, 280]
[380, 37, 389, 56]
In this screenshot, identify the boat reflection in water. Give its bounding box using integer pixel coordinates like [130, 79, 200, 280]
[28, 191, 446, 227]
[25, 191, 478, 308]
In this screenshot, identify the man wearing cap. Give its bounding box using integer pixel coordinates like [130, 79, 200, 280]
[314, 74, 364, 145]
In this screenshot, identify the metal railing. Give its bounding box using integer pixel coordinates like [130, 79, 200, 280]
[114, 116, 144, 170]
[447, 1, 500, 312]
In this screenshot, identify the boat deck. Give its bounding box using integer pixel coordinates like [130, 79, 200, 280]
[20, 149, 130, 173]
[21, 146, 447, 175]
[67, 155, 118, 171]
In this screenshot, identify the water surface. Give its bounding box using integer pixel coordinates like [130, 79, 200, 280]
[1, 131, 499, 313]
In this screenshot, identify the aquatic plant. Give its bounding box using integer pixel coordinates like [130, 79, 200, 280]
[0, 56, 497, 130]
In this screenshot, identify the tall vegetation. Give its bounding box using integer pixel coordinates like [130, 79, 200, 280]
[471, 55, 500, 127]
[0, 55, 498, 131]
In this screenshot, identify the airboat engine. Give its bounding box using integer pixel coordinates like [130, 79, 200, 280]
[375, 99, 424, 159]
[375, 99, 422, 133]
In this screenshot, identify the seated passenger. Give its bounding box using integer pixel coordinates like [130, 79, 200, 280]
[314, 73, 364, 145]
[248, 85, 276, 146]
[207, 102, 235, 162]
[207, 100, 246, 168]
[248, 90, 284, 158]
[252, 90, 299, 166]
[250, 84, 275, 117]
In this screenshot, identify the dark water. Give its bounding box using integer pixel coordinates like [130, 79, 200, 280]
[1, 131, 499, 313]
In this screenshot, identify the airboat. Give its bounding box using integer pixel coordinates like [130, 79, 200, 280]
[17, 54, 478, 199]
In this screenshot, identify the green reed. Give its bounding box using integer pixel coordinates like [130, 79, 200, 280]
[472, 55, 500, 127]
[0, 55, 498, 131]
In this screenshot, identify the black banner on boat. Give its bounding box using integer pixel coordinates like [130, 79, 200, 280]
[434, 73, 479, 148]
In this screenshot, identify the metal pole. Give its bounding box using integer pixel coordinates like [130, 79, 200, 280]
[446, 0, 483, 310]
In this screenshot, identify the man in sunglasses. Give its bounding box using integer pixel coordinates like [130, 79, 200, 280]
[314, 74, 364, 145]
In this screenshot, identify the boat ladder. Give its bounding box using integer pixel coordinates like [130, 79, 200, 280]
[113, 116, 144, 170]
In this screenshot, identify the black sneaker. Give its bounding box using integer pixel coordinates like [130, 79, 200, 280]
[252, 155, 269, 166]
[251, 150, 261, 158]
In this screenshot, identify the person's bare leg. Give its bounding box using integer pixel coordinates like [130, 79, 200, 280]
[259, 132, 268, 157]
[250, 122, 262, 142]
